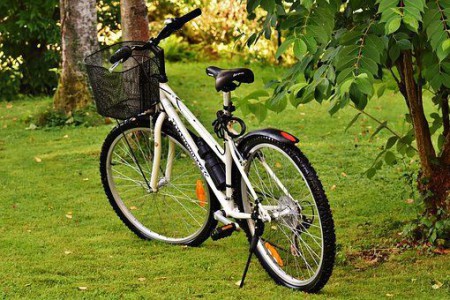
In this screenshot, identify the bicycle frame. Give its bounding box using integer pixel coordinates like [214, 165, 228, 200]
[148, 82, 272, 221]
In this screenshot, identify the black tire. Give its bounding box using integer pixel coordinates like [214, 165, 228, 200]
[100, 117, 218, 246]
[234, 135, 335, 292]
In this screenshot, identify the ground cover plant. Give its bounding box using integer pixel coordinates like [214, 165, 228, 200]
[1, 61, 449, 298]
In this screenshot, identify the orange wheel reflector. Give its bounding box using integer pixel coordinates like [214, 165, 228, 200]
[196, 179, 207, 207]
[265, 242, 284, 267]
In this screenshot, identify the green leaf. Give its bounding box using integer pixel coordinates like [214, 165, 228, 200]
[246, 33, 258, 47]
[266, 92, 287, 112]
[246, 0, 261, 13]
[303, 35, 318, 54]
[345, 113, 361, 132]
[370, 121, 388, 140]
[429, 228, 437, 243]
[289, 82, 308, 94]
[377, 0, 400, 13]
[396, 139, 408, 155]
[327, 66, 336, 83]
[275, 38, 294, 59]
[240, 103, 251, 116]
[264, 79, 279, 89]
[355, 73, 374, 96]
[293, 38, 308, 59]
[397, 39, 412, 50]
[423, 3, 450, 61]
[337, 68, 353, 85]
[314, 79, 330, 102]
[389, 44, 401, 62]
[350, 84, 368, 110]
[384, 151, 397, 165]
[406, 146, 416, 157]
[442, 39, 450, 56]
[377, 84, 387, 98]
[385, 136, 398, 149]
[340, 78, 354, 97]
[386, 16, 402, 34]
[260, 0, 275, 12]
[243, 90, 270, 100]
[404, 0, 425, 13]
[248, 103, 267, 122]
[366, 167, 377, 179]
[289, 83, 308, 107]
[360, 56, 379, 75]
[403, 14, 419, 32]
[288, 82, 307, 105]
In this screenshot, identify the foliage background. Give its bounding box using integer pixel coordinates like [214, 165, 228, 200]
[0, 0, 280, 101]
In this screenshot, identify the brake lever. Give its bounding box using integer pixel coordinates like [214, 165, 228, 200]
[164, 18, 174, 25]
[108, 60, 121, 73]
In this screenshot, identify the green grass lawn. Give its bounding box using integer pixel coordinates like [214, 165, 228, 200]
[1, 61, 449, 299]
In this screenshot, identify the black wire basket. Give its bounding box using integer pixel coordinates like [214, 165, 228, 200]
[85, 41, 165, 120]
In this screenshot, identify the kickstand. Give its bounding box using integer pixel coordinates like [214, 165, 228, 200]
[239, 219, 264, 288]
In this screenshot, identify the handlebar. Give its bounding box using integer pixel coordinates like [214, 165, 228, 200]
[178, 8, 202, 26]
[110, 8, 202, 65]
[154, 8, 202, 45]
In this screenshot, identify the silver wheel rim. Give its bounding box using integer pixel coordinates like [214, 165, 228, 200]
[106, 126, 211, 243]
[242, 143, 324, 286]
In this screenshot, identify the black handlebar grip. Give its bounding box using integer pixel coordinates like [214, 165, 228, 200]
[153, 8, 202, 45]
[109, 46, 133, 64]
[177, 8, 202, 27]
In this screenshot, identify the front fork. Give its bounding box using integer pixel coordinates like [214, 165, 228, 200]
[149, 112, 175, 192]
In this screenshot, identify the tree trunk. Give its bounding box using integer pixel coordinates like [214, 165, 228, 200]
[54, 0, 99, 113]
[442, 94, 450, 165]
[397, 51, 450, 224]
[425, 164, 450, 215]
[120, 0, 150, 41]
[443, 132, 450, 165]
[438, 95, 450, 214]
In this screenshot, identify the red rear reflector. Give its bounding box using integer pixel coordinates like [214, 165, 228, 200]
[280, 131, 297, 142]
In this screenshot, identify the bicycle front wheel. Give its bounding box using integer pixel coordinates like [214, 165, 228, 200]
[235, 135, 335, 292]
[100, 118, 218, 246]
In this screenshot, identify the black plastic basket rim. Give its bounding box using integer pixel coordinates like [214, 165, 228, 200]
[84, 59, 154, 76]
[84, 41, 158, 71]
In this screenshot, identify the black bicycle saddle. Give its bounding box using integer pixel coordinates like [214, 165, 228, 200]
[206, 66, 254, 92]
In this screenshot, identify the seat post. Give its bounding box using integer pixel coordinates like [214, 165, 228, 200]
[222, 92, 231, 109]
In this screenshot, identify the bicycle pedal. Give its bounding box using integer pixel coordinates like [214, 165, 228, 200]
[211, 223, 237, 241]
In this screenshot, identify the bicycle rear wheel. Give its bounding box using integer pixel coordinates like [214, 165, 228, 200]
[100, 117, 218, 246]
[235, 135, 335, 292]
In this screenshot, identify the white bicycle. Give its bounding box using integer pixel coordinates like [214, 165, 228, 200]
[85, 9, 335, 293]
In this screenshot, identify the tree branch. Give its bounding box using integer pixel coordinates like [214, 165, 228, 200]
[442, 93, 450, 164]
[401, 51, 436, 176]
[443, 92, 449, 138]
[354, 20, 375, 75]
[442, 132, 450, 164]
[349, 104, 418, 152]
[394, 57, 410, 109]
[389, 67, 401, 87]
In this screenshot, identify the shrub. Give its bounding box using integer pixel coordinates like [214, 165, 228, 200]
[34, 105, 106, 128]
[159, 35, 195, 62]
